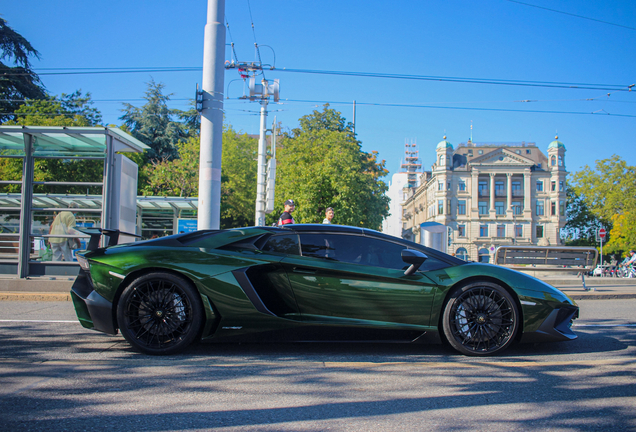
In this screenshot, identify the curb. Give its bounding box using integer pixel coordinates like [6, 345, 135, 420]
[0, 292, 72, 302]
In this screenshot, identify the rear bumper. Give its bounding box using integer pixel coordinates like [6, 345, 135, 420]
[70, 269, 117, 335]
[521, 304, 579, 343]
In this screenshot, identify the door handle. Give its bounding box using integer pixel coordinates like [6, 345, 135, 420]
[293, 267, 316, 274]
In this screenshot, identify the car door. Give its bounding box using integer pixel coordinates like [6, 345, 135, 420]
[281, 233, 439, 327]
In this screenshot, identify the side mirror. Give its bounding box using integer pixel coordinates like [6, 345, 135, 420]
[402, 249, 428, 276]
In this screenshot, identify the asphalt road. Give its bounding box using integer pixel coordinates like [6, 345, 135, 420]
[0, 300, 635, 431]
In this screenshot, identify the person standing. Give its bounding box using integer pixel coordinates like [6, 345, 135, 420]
[322, 207, 334, 224]
[277, 199, 296, 226]
[49, 205, 81, 261]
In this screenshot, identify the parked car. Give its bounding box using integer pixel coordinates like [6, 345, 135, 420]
[71, 224, 579, 356]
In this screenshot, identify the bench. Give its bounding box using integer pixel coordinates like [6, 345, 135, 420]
[494, 246, 599, 291]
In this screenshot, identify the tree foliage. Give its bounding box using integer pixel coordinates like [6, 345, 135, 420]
[570, 155, 636, 253]
[0, 17, 46, 123]
[562, 185, 605, 246]
[220, 127, 258, 228]
[120, 80, 186, 162]
[270, 105, 389, 229]
[140, 124, 257, 229]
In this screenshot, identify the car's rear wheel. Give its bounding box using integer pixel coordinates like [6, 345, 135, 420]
[117, 272, 203, 355]
[442, 281, 519, 356]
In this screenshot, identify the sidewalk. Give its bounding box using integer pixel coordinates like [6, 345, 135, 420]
[1, 275, 635, 301]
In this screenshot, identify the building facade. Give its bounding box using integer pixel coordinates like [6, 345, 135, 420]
[402, 136, 567, 262]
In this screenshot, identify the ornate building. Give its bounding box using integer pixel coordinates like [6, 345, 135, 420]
[402, 136, 567, 262]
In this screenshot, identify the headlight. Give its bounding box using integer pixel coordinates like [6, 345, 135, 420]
[76, 254, 90, 271]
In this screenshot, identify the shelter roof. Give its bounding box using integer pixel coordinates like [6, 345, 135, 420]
[0, 126, 149, 157]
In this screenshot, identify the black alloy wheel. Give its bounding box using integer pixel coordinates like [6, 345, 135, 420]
[117, 272, 203, 355]
[442, 282, 519, 356]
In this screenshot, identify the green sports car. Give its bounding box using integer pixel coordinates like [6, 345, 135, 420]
[71, 224, 579, 356]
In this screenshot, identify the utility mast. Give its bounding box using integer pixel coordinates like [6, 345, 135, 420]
[197, 0, 225, 230]
[226, 61, 280, 226]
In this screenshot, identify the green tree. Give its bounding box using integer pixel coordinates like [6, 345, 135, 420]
[570, 155, 636, 253]
[562, 185, 605, 246]
[140, 136, 200, 198]
[120, 80, 185, 161]
[140, 124, 258, 228]
[220, 127, 258, 228]
[271, 105, 389, 229]
[0, 17, 46, 123]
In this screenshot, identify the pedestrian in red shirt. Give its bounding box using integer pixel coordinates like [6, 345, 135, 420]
[277, 199, 296, 226]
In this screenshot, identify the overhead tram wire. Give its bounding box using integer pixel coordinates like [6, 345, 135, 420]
[246, 0, 265, 80]
[278, 98, 636, 118]
[504, 0, 636, 31]
[27, 66, 634, 93]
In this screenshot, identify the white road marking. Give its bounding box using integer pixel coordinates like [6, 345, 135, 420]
[0, 319, 78, 323]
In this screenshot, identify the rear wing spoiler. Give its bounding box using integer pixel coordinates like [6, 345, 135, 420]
[77, 228, 141, 251]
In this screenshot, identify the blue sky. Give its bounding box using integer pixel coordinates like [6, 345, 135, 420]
[3, 0, 635, 178]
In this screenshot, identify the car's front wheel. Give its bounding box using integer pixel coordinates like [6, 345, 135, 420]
[442, 281, 519, 356]
[117, 272, 203, 355]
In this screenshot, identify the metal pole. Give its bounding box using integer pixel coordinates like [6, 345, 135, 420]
[255, 100, 268, 226]
[352, 100, 356, 135]
[198, 0, 226, 230]
[18, 134, 34, 278]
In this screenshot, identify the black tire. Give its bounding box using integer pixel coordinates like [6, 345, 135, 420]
[117, 272, 203, 355]
[442, 281, 519, 356]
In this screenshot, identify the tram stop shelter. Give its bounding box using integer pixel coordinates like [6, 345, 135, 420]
[0, 126, 149, 278]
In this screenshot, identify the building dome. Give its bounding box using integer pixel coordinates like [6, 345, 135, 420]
[437, 136, 453, 150]
[548, 135, 565, 150]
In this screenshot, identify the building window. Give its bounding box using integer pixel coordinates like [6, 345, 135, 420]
[478, 180, 488, 196]
[439, 155, 444, 166]
[536, 225, 544, 238]
[447, 182, 451, 190]
[551, 201, 556, 216]
[515, 224, 522, 237]
[457, 200, 466, 215]
[516, 150, 521, 155]
[551, 181, 556, 191]
[495, 181, 505, 197]
[536, 200, 544, 216]
[495, 201, 505, 215]
[468, 149, 473, 155]
[478, 150, 483, 155]
[458, 225, 466, 237]
[438, 182, 443, 191]
[559, 155, 563, 166]
[512, 181, 521, 196]
[480, 225, 489, 237]
[458, 180, 466, 191]
[559, 180, 564, 191]
[478, 248, 490, 263]
[479, 201, 488, 215]
[512, 201, 522, 215]
[438, 200, 444, 215]
[560, 200, 565, 216]
[526, 149, 531, 155]
[447, 200, 451, 215]
[497, 224, 505, 237]
[536, 181, 543, 192]
[551, 155, 556, 166]
[456, 247, 468, 261]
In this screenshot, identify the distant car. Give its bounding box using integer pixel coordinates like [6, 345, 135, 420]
[71, 224, 579, 356]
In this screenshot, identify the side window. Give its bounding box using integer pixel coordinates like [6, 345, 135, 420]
[299, 234, 448, 272]
[260, 234, 300, 255]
